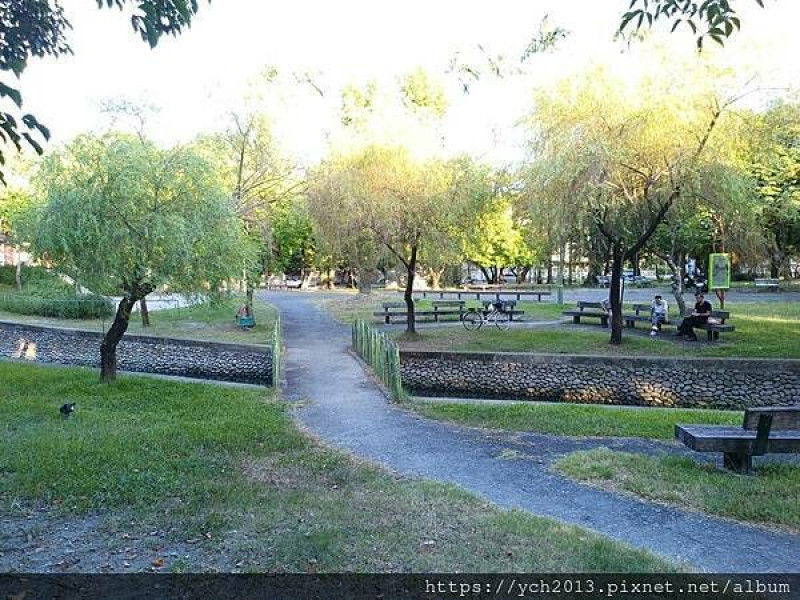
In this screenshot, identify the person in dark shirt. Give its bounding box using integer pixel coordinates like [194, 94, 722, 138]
[675, 293, 712, 341]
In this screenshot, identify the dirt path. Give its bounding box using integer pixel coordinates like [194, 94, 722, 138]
[262, 290, 800, 573]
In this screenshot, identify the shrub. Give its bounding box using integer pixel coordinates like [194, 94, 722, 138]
[0, 265, 15, 286]
[0, 293, 113, 319]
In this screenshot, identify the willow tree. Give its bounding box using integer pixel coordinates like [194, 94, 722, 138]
[309, 146, 458, 333]
[193, 112, 302, 306]
[526, 64, 734, 343]
[27, 133, 247, 381]
[738, 101, 800, 279]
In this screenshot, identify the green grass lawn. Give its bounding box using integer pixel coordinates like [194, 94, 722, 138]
[413, 402, 742, 440]
[395, 301, 800, 358]
[555, 448, 800, 531]
[0, 362, 677, 572]
[0, 296, 277, 344]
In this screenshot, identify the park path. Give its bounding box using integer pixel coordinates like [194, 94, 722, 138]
[260, 291, 800, 573]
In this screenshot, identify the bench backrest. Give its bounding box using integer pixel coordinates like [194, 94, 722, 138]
[576, 301, 604, 310]
[630, 303, 652, 313]
[483, 299, 516, 307]
[755, 278, 779, 284]
[432, 300, 465, 306]
[681, 309, 730, 320]
[382, 302, 406, 309]
[743, 406, 800, 431]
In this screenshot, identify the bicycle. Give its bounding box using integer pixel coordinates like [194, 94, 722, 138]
[462, 301, 512, 331]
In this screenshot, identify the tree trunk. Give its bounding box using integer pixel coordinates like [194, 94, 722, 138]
[567, 247, 574, 285]
[546, 259, 553, 284]
[518, 266, 530, 285]
[664, 256, 686, 317]
[584, 264, 599, 287]
[585, 236, 603, 287]
[356, 266, 372, 294]
[428, 268, 444, 290]
[608, 244, 624, 345]
[246, 285, 255, 312]
[478, 264, 491, 285]
[139, 297, 150, 327]
[14, 253, 22, 291]
[404, 245, 418, 334]
[101, 296, 137, 382]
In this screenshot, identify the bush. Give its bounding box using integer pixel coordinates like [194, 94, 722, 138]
[0, 293, 113, 319]
[0, 265, 16, 286]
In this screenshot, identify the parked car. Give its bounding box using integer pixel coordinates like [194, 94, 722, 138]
[285, 277, 302, 288]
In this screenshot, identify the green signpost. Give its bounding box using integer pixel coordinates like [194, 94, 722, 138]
[708, 253, 730, 309]
[708, 253, 731, 290]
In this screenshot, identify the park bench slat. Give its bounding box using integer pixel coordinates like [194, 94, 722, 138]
[754, 278, 780, 290]
[743, 406, 800, 431]
[416, 290, 551, 301]
[675, 425, 800, 454]
[576, 301, 605, 309]
[382, 302, 407, 309]
[623, 303, 671, 328]
[564, 300, 609, 326]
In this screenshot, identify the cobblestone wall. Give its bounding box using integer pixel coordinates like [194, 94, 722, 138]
[400, 351, 800, 409]
[0, 321, 271, 385]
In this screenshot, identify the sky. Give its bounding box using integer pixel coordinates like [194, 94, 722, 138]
[13, 0, 800, 168]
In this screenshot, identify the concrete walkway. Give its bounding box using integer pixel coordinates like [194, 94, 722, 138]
[261, 291, 800, 572]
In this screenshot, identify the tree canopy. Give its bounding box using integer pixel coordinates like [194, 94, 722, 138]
[620, 0, 767, 49]
[25, 133, 246, 379]
[0, 0, 206, 184]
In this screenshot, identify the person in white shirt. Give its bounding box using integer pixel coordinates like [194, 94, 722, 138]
[650, 295, 669, 336]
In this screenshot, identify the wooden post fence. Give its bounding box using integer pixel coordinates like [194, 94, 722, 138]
[271, 313, 281, 387]
[351, 319, 404, 401]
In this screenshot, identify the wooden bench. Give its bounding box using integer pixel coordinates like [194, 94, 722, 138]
[373, 302, 465, 324]
[417, 289, 551, 302]
[683, 310, 735, 341]
[480, 300, 526, 321]
[754, 278, 780, 291]
[431, 300, 466, 320]
[563, 301, 609, 326]
[624, 303, 670, 329]
[676, 406, 800, 473]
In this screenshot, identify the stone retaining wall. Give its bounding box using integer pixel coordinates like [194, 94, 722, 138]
[400, 351, 800, 409]
[0, 321, 271, 385]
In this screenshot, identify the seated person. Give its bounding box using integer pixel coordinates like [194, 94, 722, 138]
[675, 293, 711, 341]
[235, 303, 252, 319]
[649, 295, 669, 336]
[600, 297, 612, 327]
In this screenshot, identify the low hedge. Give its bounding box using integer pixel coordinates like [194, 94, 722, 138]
[0, 265, 16, 286]
[0, 293, 113, 319]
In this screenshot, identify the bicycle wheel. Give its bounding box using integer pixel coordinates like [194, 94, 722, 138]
[491, 310, 512, 331]
[462, 309, 483, 331]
